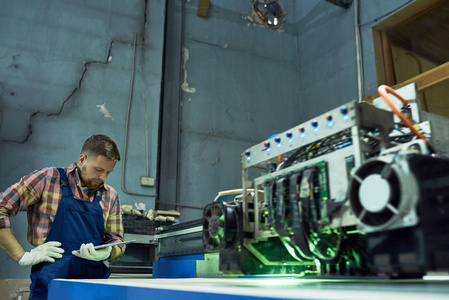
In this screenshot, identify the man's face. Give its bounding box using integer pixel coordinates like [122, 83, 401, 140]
[77, 154, 116, 190]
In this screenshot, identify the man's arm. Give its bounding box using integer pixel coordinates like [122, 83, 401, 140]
[0, 227, 26, 262]
[0, 168, 49, 255]
[0, 227, 64, 266]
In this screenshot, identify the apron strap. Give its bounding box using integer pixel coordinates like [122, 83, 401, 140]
[57, 168, 73, 197]
[94, 189, 104, 203]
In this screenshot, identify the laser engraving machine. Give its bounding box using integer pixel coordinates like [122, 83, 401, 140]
[202, 83, 449, 278]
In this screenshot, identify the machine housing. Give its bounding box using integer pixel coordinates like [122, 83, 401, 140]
[202, 84, 449, 278]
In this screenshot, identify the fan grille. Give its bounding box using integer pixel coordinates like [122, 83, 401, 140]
[203, 202, 239, 252]
[349, 160, 401, 228]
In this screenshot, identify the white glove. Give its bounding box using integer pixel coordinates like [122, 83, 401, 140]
[18, 241, 65, 266]
[72, 243, 111, 261]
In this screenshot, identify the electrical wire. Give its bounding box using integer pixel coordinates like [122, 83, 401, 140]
[358, 0, 414, 27]
[121, 32, 157, 197]
[281, 130, 352, 169]
[377, 85, 428, 142]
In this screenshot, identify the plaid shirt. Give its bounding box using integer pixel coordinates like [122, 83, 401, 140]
[0, 163, 124, 250]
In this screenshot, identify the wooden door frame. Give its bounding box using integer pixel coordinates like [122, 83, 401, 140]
[365, 0, 448, 103]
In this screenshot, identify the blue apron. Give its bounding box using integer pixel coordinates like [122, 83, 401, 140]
[29, 168, 110, 300]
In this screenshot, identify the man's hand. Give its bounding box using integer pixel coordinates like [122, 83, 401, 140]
[110, 245, 124, 262]
[18, 241, 64, 266]
[72, 243, 111, 261]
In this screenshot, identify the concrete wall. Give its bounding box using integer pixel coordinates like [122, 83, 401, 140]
[295, 0, 415, 120]
[0, 0, 165, 279]
[0, 0, 418, 279]
[159, 0, 303, 221]
[159, 0, 417, 221]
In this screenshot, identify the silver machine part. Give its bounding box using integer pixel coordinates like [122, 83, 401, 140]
[156, 220, 204, 257]
[421, 110, 449, 158]
[348, 153, 420, 233]
[241, 100, 395, 237]
[204, 83, 449, 278]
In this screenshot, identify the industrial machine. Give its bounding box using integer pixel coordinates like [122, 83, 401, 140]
[202, 84, 449, 278]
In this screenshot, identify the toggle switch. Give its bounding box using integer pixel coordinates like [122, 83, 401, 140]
[245, 151, 251, 161]
[311, 120, 319, 132]
[340, 106, 349, 120]
[325, 114, 334, 127]
[298, 126, 305, 138]
[264, 142, 271, 152]
[274, 137, 281, 148]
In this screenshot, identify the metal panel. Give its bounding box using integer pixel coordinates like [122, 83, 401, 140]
[156, 219, 205, 257]
[421, 111, 449, 158]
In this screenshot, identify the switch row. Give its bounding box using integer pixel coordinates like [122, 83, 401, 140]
[244, 106, 350, 161]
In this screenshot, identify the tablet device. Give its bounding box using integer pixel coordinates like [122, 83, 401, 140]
[73, 240, 137, 254]
[94, 240, 136, 250]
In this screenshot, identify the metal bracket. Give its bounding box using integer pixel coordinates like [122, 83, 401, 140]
[154, 225, 203, 240]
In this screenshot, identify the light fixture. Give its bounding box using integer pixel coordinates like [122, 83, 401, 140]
[252, 0, 286, 29]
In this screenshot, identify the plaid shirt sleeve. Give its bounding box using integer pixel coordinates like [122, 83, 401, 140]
[0, 168, 53, 228]
[101, 184, 125, 257]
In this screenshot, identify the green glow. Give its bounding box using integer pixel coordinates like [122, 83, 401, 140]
[218, 227, 225, 237]
[345, 230, 362, 234]
[219, 214, 225, 223]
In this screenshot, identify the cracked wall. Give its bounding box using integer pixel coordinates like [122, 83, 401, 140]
[0, 0, 165, 279]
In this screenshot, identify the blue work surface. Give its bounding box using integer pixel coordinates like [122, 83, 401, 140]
[47, 276, 449, 300]
[153, 254, 204, 278]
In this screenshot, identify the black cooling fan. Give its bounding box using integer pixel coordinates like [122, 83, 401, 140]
[348, 155, 418, 232]
[203, 201, 240, 252]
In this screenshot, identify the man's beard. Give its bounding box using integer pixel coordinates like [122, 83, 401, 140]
[79, 165, 102, 190]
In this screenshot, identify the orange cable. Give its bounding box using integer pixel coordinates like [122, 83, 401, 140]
[278, 155, 283, 164]
[377, 85, 428, 142]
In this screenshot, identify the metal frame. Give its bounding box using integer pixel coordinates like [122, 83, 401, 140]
[240, 100, 395, 239]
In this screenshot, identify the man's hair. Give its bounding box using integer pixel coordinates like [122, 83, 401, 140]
[81, 135, 121, 162]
